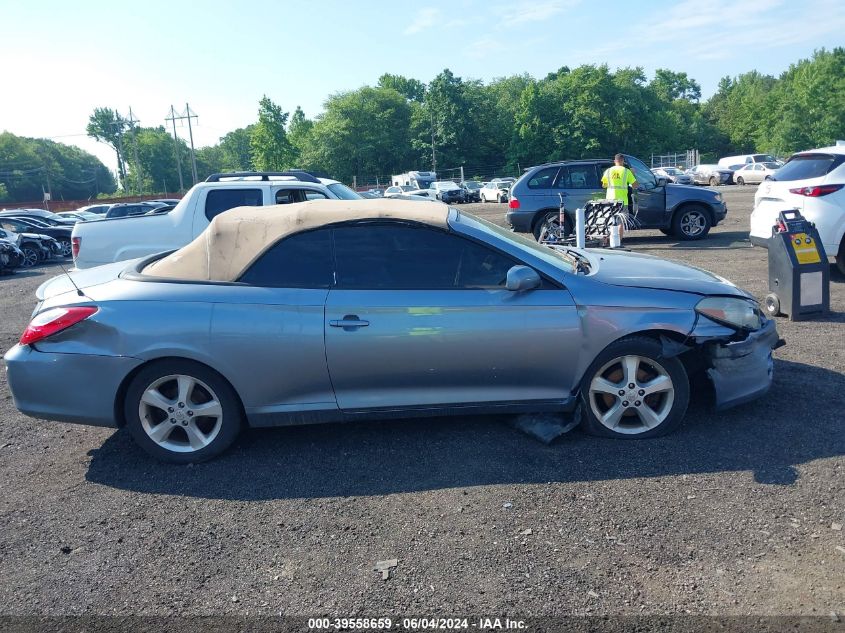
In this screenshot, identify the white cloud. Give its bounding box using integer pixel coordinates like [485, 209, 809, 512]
[497, 0, 582, 25]
[404, 8, 441, 35]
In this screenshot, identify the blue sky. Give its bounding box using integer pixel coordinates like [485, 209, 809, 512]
[2, 0, 843, 173]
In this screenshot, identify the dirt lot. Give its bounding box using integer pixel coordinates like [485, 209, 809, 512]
[0, 188, 843, 619]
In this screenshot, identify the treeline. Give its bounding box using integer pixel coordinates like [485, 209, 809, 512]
[0, 133, 116, 203]
[4, 49, 843, 203]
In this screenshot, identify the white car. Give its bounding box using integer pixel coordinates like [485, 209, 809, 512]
[480, 181, 510, 203]
[72, 171, 362, 269]
[749, 145, 845, 274]
[384, 185, 415, 198]
[733, 162, 780, 185]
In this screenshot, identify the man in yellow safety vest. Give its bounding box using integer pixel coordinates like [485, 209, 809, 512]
[601, 153, 638, 208]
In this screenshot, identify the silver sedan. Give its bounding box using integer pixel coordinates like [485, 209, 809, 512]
[4, 200, 781, 463]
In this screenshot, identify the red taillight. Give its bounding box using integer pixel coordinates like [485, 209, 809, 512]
[20, 306, 98, 345]
[788, 184, 843, 197]
[71, 237, 81, 259]
[508, 197, 520, 209]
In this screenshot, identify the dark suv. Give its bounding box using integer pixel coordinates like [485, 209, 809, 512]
[506, 154, 727, 241]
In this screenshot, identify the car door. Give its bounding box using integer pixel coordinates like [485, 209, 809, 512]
[558, 163, 604, 211]
[521, 166, 561, 210]
[625, 156, 667, 228]
[324, 222, 579, 411]
[209, 228, 337, 423]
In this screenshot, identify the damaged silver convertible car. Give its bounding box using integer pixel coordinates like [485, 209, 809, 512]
[4, 199, 782, 463]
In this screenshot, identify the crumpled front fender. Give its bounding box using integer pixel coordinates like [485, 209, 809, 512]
[688, 317, 784, 411]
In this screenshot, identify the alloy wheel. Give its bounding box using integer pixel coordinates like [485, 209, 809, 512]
[21, 248, 38, 268]
[588, 354, 675, 435]
[680, 211, 707, 237]
[138, 374, 224, 453]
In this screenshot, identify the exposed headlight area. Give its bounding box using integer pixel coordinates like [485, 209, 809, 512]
[695, 296, 763, 331]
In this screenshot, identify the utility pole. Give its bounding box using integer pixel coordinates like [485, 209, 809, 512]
[184, 103, 199, 185]
[165, 105, 185, 192]
[128, 107, 142, 193]
[430, 111, 437, 173]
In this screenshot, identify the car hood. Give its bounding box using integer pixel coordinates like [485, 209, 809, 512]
[586, 248, 750, 297]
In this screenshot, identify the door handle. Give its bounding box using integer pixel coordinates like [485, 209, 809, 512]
[329, 315, 370, 329]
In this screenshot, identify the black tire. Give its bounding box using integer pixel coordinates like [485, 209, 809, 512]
[671, 205, 712, 240]
[579, 337, 690, 439]
[709, 177, 718, 187]
[736, 177, 745, 186]
[836, 238, 845, 276]
[19, 245, 39, 268]
[532, 211, 572, 242]
[123, 359, 243, 463]
[764, 293, 782, 317]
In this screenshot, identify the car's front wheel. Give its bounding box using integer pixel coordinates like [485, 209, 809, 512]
[709, 177, 718, 186]
[19, 246, 39, 268]
[580, 337, 690, 439]
[672, 205, 712, 240]
[736, 177, 745, 186]
[124, 360, 243, 463]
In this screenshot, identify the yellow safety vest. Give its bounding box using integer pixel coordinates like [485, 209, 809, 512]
[602, 166, 635, 204]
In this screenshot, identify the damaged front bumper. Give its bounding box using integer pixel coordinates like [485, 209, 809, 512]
[694, 318, 784, 411]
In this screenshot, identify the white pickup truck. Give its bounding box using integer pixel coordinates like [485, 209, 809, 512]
[71, 171, 362, 269]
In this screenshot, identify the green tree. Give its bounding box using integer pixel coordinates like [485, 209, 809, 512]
[377, 74, 426, 102]
[250, 96, 293, 171]
[303, 86, 411, 183]
[86, 107, 129, 189]
[762, 48, 845, 154]
[287, 107, 313, 165]
[218, 126, 255, 171]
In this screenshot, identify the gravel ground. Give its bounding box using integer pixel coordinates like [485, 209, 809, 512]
[0, 188, 843, 619]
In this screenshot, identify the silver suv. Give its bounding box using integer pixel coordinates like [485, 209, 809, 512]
[506, 154, 728, 241]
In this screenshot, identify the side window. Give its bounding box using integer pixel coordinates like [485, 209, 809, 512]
[275, 189, 297, 204]
[205, 188, 263, 221]
[626, 156, 657, 189]
[237, 228, 333, 288]
[527, 167, 559, 189]
[333, 224, 515, 289]
[566, 164, 599, 189]
[304, 191, 328, 201]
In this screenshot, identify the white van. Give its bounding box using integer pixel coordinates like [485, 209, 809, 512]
[718, 153, 780, 169]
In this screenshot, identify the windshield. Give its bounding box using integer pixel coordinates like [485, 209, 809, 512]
[456, 212, 575, 273]
[772, 153, 844, 181]
[415, 178, 435, 189]
[752, 154, 777, 163]
[496, 182, 509, 189]
[436, 181, 459, 190]
[464, 181, 481, 189]
[327, 183, 363, 200]
[761, 162, 780, 169]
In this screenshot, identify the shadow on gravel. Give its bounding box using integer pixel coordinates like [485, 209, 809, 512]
[86, 359, 845, 499]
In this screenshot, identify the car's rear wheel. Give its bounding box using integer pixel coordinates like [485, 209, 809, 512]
[580, 337, 689, 439]
[58, 239, 72, 258]
[709, 177, 718, 186]
[672, 205, 711, 240]
[533, 211, 572, 242]
[736, 177, 745, 186]
[124, 360, 243, 463]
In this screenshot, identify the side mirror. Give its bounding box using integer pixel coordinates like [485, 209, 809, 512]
[506, 265, 541, 292]
[656, 176, 668, 187]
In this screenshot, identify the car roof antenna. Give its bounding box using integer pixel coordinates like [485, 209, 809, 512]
[55, 260, 87, 297]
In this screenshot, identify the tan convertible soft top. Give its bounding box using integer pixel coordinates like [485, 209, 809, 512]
[143, 198, 451, 282]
